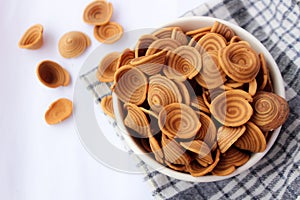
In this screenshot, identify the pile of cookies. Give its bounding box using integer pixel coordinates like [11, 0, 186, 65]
[97, 21, 289, 176]
[18, 0, 123, 125]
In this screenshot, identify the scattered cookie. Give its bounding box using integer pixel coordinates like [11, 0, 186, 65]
[83, 0, 113, 25]
[45, 98, 73, 125]
[94, 22, 123, 44]
[58, 31, 91, 58]
[36, 60, 70, 88]
[18, 24, 44, 49]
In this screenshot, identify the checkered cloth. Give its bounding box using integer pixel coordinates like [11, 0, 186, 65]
[80, 0, 300, 199]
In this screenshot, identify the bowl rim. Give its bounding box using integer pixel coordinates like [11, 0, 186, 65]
[112, 16, 285, 182]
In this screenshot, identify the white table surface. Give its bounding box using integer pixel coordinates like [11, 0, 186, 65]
[0, 0, 208, 199]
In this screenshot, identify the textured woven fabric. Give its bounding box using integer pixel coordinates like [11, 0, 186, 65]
[80, 0, 300, 199]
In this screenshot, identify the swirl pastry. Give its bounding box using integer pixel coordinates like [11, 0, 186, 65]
[251, 91, 289, 132]
[135, 34, 158, 57]
[58, 31, 90, 58]
[161, 133, 191, 165]
[45, 98, 72, 125]
[171, 27, 188, 45]
[158, 103, 201, 140]
[130, 50, 167, 75]
[248, 79, 257, 96]
[145, 38, 181, 56]
[218, 42, 260, 83]
[187, 149, 220, 177]
[36, 60, 70, 88]
[195, 51, 227, 89]
[191, 96, 210, 114]
[212, 146, 250, 176]
[195, 112, 217, 149]
[257, 53, 269, 91]
[18, 24, 44, 49]
[180, 140, 212, 162]
[147, 74, 182, 113]
[210, 90, 253, 126]
[83, 0, 113, 25]
[211, 21, 235, 41]
[112, 65, 147, 105]
[123, 103, 150, 138]
[116, 48, 135, 69]
[234, 121, 266, 152]
[149, 136, 165, 164]
[96, 51, 120, 82]
[152, 27, 174, 39]
[173, 80, 191, 105]
[100, 95, 114, 118]
[196, 33, 226, 53]
[166, 45, 202, 80]
[217, 125, 246, 153]
[94, 22, 123, 44]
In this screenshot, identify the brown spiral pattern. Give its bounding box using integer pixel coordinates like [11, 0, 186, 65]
[212, 146, 249, 176]
[211, 21, 236, 41]
[161, 134, 191, 165]
[123, 103, 150, 138]
[191, 96, 210, 114]
[217, 125, 246, 153]
[251, 91, 290, 132]
[158, 103, 201, 139]
[146, 38, 181, 56]
[166, 45, 202, 80]
[135, 34, 158, 57]
[234, 121, 266, 152]
[58, 31, 90, 58]
[116, 48, 135, 69]
[210, 90, 253, 127]
[196, 33, 226, 53]
[187, 149, 220, 177]
[100, 95, 114, 118]
[195, 112, 217, 149]
[218, 42, 260, 83]
[83, 0, 113, 25]
[195, 51, 227, 89]
[97, 51, 120, 82]
[18, 24, 44, 49]
[37, 60, 70, 88]
[149, 136, 165, 164]
[171, 27, 188, 45]
[94, 22, 123, 44]
[112, 65, 147, 105]
[180, 140, 212, 161]
[147, 74, 182, 113]
[130, 50, 167, 75]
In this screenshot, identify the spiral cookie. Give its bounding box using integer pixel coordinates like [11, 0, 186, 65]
[217, 125, 246, 153]
[18, 24, 44, 49]
[123, 103, 150, 138]
[147, 74, 182, 113]
[195, 51, 227, 89]
[58, 31, 90, 58]
[116, 48, 135, 69]
[94, 22, 123, 44]
[211, 21, 235, 41]
[196, 33, 226, 53]
[130, 50, 167, 75]
[158, 103, 201, 140]
[97, 51, 120, 82]
[146, 38, 181, 56]
[210, 90, 253, 127]
[112, 65, 147, 105]
[83, 0, 113, 25]
[36, 60, 70, 88]
[45, 98, 73, 125]
[166, 45, 202, 80]
[251, 91, 289, 132]
[135, 34, 158, 57]
[218, 42, 260, 83]
[100, 95, 114, 118]
[234, 121, 266, 152]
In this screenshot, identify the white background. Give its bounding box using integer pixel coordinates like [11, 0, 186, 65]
[0, 0, 207, 199]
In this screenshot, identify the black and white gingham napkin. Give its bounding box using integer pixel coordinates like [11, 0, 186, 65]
[80, 0, 300, 199]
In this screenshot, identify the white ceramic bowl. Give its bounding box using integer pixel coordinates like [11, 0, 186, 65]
[112, 16, 285, 182]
